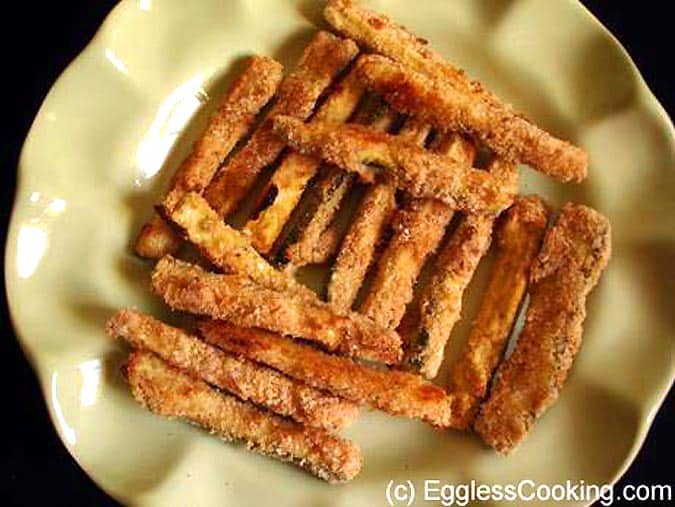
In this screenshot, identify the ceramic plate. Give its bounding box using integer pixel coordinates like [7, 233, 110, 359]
[6, 0, 674, 505]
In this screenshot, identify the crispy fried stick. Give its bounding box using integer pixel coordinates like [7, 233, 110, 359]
[447, 196, 549, 426]
[151, 256, 402, 364]
[243, 62, 367, 254]
[326, 177, 395, 313]
[327, 118, 431, 313]
[356, 55, 587, 182]
[135, 56, 283, 258]
[359, 133, 476, 329]
[272, 116, 513, 213]
[127, 351, 362, 482]
[474, 203, 611, 454]
[323, 0, 587, 181]
[323, 0, 501, 102]
[165, 195, 402, 364]
[166, 192, 314, 298]
[204, 32, 359, 218]
[199, 322, 472, 428]
[284, 103, 398, 266]
[404, 158, 519, 379]
[108, 310, 358, 430]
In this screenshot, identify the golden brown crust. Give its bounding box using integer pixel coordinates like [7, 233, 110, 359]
[199, 321, 471, 428]
[151, 256, 402, 364]
[204, 32, 359, 219]
[283, 104, 398, 267]
[405, 214, 494, 379]
[328, 178, 395, 313]
[135, 56, 283, 258]
[403, 158, 519, 379]
[356, 55, 587, 182]
[107, 309, 358, 430]
[474, 203, 611, 454]
[359, 198, 451, 328]
[321, 105, 403, 307]
[283, 166, 356, 266]
[359, 133, 476, 329]
[127, 351, 362, 483]
[134, 215, 183, 259]
[166, 192, 314, 298]
[272, 116, 513, 213]
[243, 64, 367, 254]
[448, 196, 549, 426]
[324, 0, 498, 100]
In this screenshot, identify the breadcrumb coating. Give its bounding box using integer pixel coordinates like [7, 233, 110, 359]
[273, 115, 514, 213]
[360, 132, 476, 329]
[403, 158, 519, 379]
[474, 203, 611, 453]
[244, 62, 367, 254]
[135, 55, 283, 258]
[151, 256, 402, 364]
[108, 309, 358, 430]
[448, 196, 549, 426]
[356, 55, 587, 182]
[167, 192, 314, 299]
[284, 101, 398, 267]
[199, 321, 472, 428]
[204, 32, 359, 218]
[127, 351, 362, 483]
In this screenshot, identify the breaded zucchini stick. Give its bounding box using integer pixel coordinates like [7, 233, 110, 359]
[108, 310, 358, 430]
[356, 55, 587, 182]
[204, 32, 359, 218]
[135, 56, 283, 258]
[324, 0, 499, 101]
[272, 116, 513, 213]
[448, 196, 549, 425]
[323, 0, 587, 181]
[326, 176, 395, 312]
[166, 192, 314, 299]
[359, 133, 476, 329]
[283, 101, 397, 266]
[474, 203, 611, 454]
[127, 351, 362, 483]
[243, 63, 367, 254]
[151, 256, 402, 364]
[404, 158, 518, 379]
[199, 322, 472, 428]
[328, 118, 431, 313]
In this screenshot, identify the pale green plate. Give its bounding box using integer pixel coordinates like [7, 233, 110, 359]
[6, 1, 674, 505]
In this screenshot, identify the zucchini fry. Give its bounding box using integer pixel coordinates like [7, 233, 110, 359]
[360, 133, 476, 329]
[204, 32, 359, 218]
[404, 158, 518, 379]
[284, 101, 398, 266]
[447, 196, 549, 425]
[199, 322, 473, 429]
[243, 63, 367, 254]
[323, 0, 501, 101]
[135, 55, 283, 258]
[327, 175, 395, 312]
[166, 192, 313, 298]
[151, 256, 402, 364]
[108, 310, 358, 430]
[328, 118, 430, 313]
[356, 55, 587, 182]
[272, 116, 513, 213]
[474, 203, 611, 454]
[127, 351, 362, 483]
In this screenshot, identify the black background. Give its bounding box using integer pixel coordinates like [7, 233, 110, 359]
[1, 1, 672, 505]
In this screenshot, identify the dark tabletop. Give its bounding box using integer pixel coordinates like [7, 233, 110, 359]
[1, 1, 672, 505]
